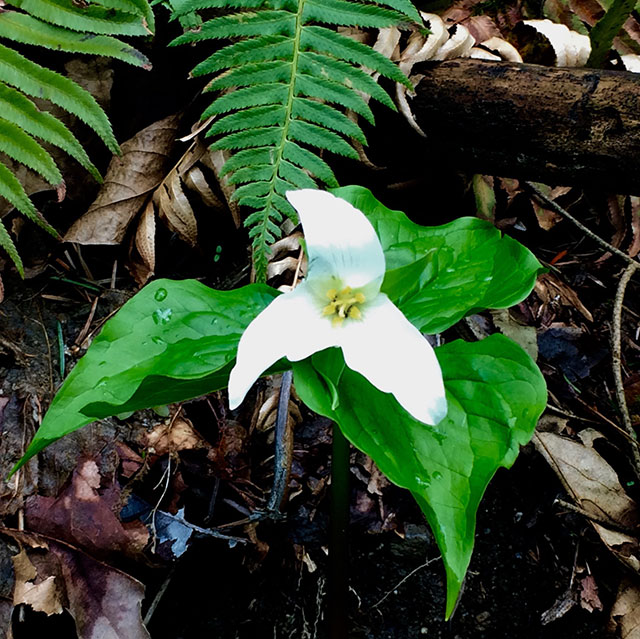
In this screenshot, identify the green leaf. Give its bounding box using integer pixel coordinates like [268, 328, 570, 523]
[12, 279, 280, 472]
[587, 0, 636, 67]
[0, 12, 150, 67]
[331, 186, 544, 333]
[292, 335, 546, 618]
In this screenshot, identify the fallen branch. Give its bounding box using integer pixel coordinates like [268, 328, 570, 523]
[412, 59, 640, 194]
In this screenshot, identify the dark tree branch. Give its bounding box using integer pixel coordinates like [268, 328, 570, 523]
[412, 59, 640, 193]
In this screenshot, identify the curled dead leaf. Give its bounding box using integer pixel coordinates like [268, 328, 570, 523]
[12, 549, 63, 615]
[25, 458, 149, 558]
[141, 413, 207, 456]
[534, 430, 640, 571]
[65, 114, 181, 245]
[534, 273, 594, 322]
[129, 200, 156, 286]
[4, 529, 150, 639]
[609, 579, 640, 639]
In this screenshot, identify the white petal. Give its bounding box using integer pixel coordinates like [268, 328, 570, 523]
[228, 284, 340, 409]
[286, 190, 385, 290]
[339, 295, 447, 425]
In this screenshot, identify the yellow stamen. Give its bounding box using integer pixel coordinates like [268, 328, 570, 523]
[322, 285, 366, 324]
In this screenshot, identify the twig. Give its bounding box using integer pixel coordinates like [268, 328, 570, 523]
[371, 557, 439, 609]
[555, 498, 636, 535]
[611, 261, 640, 483]
[525, 182, 639, 267]
[266, 370, 294, 513]
[143, 567, 176, 626]
[149, 457, 172, 553]
[171, 512, 248, 544]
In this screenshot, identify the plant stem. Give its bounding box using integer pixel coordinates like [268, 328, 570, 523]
[329, 422, 350, 639]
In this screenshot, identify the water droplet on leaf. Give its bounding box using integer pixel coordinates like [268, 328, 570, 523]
[154, 288, 168, 301]
[152, 308, 173, 325]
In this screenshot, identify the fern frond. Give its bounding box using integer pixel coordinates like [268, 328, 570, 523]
[172, 0, 415, 279]
[0, 12, 151, 67]
[10, 0, 151, 35]
[0, 118, 63, 186]
[0, 160, 57, 237]
[0, 84, 101, 181]
[0, 43, 118, 153]
[0, 0, 151, 275]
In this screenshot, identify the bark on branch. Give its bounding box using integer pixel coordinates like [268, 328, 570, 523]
[412, 59, 640, 193]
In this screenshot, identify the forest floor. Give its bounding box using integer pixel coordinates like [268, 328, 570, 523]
[0, 32, 639, 638]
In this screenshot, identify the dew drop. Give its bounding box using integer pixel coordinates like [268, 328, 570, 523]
[152, 308, 173, 325]
[152, 336, 166, 346]
[432, 471, 443, 480]
[154, 288, 168, 302]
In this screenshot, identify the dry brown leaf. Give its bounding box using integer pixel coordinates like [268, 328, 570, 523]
[152, 139, 236, 245]
[534, 272, 594, 322]
[529, 185, 572, 230]
[25, 458, 148, 558]
[208, 421, 250, 480]
[201, 147, 241, 228]
[253, 375, 303, 434]
[534, 430, 640, 571]
[154, 168, 198, 245]
[0, 158, 52, 217]
[490, 309, 538, 360]
[65, 59, 115, 109]
[65, 114, 181, 244]
[609, 579, 640, 638]
[129, 200, 156, 286]
[578, 574, 603, 612]
[142, 414, 207, 456]
[183, 166, 224, 209]
[4, 529, 150, 639]
[13, 558, 64, 616]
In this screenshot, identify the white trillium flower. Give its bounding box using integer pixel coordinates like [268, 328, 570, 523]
[228, 189, 448, 425]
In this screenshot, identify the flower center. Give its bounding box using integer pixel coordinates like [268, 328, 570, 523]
[322, 286, 366, 325]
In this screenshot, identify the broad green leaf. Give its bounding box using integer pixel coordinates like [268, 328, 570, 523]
[292, 334, 546, 618]
[332, 185, 544, 334]
[12, 279, 279, 472]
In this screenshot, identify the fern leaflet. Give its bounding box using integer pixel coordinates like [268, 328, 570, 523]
[0, 0, 152, 275]
[171, 0, 417, 279]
